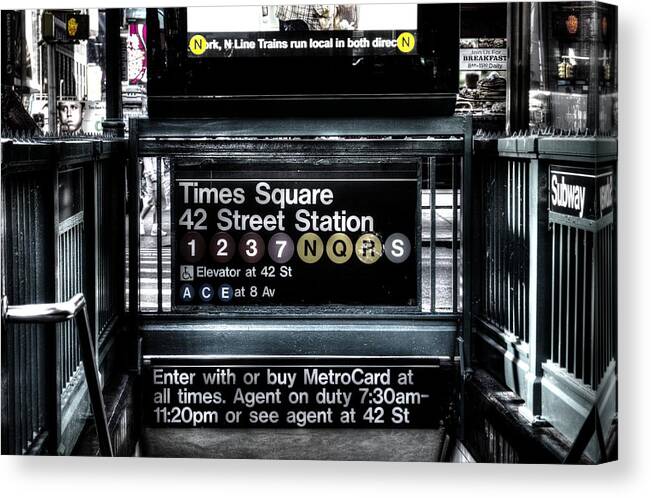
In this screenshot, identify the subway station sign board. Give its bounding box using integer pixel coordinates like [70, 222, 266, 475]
[549, 165, 614, 220]
[172, 163, 419, 308]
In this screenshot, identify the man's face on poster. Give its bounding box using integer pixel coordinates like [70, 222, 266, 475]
[58, 100, 84, 132]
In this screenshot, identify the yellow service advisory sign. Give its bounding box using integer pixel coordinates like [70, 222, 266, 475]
[189, 34, 208, 56]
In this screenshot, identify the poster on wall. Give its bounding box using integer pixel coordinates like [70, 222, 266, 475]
[127, 21, 147, 84]
[459, 38, 507, 71]
[457, 37, 508, 116]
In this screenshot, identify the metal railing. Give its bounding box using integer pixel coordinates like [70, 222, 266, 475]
[549, 222, 616, 389]
[2, 294, 114, 456]
[472, 131, 617, 461]
[2, 168, 48, 454]
[57, 196, 85, 400]
[1, 134, 126, 455]
[476, 147, 531, 344]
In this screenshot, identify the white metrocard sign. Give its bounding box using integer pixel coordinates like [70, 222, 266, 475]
[459, 47, 507, 71]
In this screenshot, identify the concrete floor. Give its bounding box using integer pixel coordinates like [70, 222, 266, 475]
[141, 428, 445, 462]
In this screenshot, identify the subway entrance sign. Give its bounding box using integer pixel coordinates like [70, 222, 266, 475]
[172, 162, 419, 308]
[549, 165, 615, 221]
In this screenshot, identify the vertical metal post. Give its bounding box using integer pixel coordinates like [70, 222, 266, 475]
[452, 156, 458, 313]
[1, 190, 8, 454]
[84, 154, 98, 355]
[127, 118, 141, 369]
[611, 171, 618, 369]
[429, 157, 436, 312]
[458, 115, 473, 443]
[45, 159, 60, 454]
[46, 43, 57, 134]
[156, 158, 163, 312]
[587, 7, 600, 132]
[117, 145, 127, 323]
[506, 2, 531, 134]
[74, 302, 113, 456]
[524, 158, 550, 421]
[462, 115, 473, 371]
[102, 9, 124, 137]
[470, 146, 486, 336]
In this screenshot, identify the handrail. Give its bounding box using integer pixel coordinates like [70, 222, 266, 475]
[1, 293, 114, 457]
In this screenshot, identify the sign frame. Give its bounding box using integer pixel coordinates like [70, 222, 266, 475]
[548, 163, 615, 231]
[142, 356, 456, 430]
[170, 155, 423, 314]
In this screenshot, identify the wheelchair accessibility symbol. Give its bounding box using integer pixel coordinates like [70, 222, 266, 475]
[180, 265, 194, 281]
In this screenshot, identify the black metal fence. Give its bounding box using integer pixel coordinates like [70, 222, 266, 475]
[541, 138, 618, 402]
[475, 142, 531, 344]
[2, 167, 50, 455]
[1, 134, 127, 455]
[550, 222, 616, 389]
[472, 132, 618, 461]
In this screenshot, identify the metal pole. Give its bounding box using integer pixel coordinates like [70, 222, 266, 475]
[506, 2, 531, 134]
[462, 115, 473, 371]
[75, 303, 113, 456]
[457, 115, 473, 443]
[47, 43, 57, 133]
[526, 158, 549, 422]
[102, 9, 124, 137]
